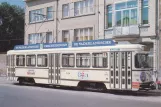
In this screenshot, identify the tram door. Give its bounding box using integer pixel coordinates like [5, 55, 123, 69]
[48, 53, 60, 84]
[7, 55, 16, 81]
[110, 52, 132, 90]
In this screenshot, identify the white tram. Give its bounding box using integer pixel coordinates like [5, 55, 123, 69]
[6, 40, 156, 91]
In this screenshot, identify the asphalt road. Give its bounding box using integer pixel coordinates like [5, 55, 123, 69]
[0, 77, 161, 107]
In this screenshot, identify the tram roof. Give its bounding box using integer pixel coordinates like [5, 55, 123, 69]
[7, 44, 145, 54]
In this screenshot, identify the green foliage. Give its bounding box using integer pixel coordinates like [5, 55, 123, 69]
[0, 2, 24, 52]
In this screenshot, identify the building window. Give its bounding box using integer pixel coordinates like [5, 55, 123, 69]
[131, 9, 137, 25]
[62, 30, 70, 42]
[29, 9, 44, 23]
[28, 33, 43, 44]
[142, 0, 148, 24]
[47, 7, 53, 20]
[74, 0, 94, 16]
[107, 5, 112, 28]
[115, 0, 138, 27]
[74, 27, 93, 41]
[46, 32, 53, 43]
[116, 11, 121, 26]
[123, 10, 129, 26]
[63, 4, 69, 18]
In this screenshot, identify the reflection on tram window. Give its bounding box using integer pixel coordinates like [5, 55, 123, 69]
[37, 54, 48, 67]
[76, 53, 90, 68]
[26, 55, 36, 66]
[16, 55, 25, 66]
[92, 53, 108, 68]
[62, 54, 75, 67]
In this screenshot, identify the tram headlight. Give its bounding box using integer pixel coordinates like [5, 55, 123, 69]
[140, 71, 146, 82]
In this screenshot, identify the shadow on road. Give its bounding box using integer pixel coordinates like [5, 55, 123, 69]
[12, 83, 161, 97]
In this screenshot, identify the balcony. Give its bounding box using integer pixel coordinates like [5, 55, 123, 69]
[105, 25, 140, 41]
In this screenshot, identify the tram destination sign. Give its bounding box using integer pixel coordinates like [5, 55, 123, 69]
[14, 39, 115, 50]
[14, 44, 40, 50]
[43, 42, 68, 49]
[72, 39, 115, 47]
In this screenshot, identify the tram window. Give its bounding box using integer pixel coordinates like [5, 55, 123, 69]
[121, 53, 125, 68]
[128, 71, 131, 77]
[16, 55, 25, 66]
[111, 78, 113, 84]
[122, 79, 125, 84]
[116, 79, 119, 84]
[76, 53, 90, 68]
[128, 79, 131, 85]
[11, 55, 15, 66]
[62, 54, 75, 67]
[111, 53, 114, 68]
[26, 55, 36, 66]
[92, 53, 108, 68]
[6, 55, 10, 66]
[122, 71, 125, 76]
[111, 71, 113, 76]
[37, 54, 48, 67]
[116, 53, 118, 68]
[135, 54, 150, 68]
[116, 71, 118, 76]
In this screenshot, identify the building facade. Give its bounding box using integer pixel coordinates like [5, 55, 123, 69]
[25, 0, 57, 44]
[25, 0, 100, 44]
[24, 0, 160, 79]
[103, 0, 159, 78]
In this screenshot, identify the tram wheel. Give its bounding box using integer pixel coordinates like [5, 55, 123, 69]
[19, 79, 24, 85]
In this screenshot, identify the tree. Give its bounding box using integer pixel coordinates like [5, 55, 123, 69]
[0, 2, 24, 52]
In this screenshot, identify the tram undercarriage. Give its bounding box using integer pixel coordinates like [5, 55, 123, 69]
[16, 77, 157, 92]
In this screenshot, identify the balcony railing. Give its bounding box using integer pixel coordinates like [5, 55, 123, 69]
[113, 25, 140, 37]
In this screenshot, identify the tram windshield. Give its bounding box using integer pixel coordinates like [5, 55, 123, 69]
[135, 54, 151, 68]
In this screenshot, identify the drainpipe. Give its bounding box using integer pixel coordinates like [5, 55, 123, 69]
[56, 0, 59, 43]
[98, 0, 99, 39]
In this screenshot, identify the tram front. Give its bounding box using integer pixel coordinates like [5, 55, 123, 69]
[133, 53, 156, 91]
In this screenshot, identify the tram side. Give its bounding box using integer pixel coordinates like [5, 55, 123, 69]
[6, 45, 155, 91]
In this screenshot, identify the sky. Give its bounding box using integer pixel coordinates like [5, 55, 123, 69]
[0, 0, 24, 8]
